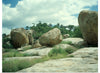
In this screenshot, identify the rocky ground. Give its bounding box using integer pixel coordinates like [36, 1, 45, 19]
[18, 47, 98, 72]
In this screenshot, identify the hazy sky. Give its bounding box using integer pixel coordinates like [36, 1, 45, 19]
[2, 0, 98, 34]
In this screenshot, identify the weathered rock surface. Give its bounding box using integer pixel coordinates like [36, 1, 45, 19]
[21, 47, 53, 56]
[27, 30, 34, 45]
[11, 28, 34, 48]
[18, 47, 98, 72]
[63, 34, 69, 39]
[78, 10, 98, 46]
[55, 44, 76, 50]
[32, 40, 41, 48]
[39, 28, 62, 46]
[69, 47, 98, 59]
[17, 45, 32, 51]
[62, 38, 86, 47]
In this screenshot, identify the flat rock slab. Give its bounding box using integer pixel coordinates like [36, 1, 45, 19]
[18, 58, 97, 72]
[21, 47, 53, 56]
[18, 47, 98, 72]
[62, 38, 86, 46]
[4, 56, 42, 61]
[69, 47, 98, 59]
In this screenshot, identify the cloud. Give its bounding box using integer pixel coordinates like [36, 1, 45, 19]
[2, 0, 98, 34]
[2, 27, 11, 34]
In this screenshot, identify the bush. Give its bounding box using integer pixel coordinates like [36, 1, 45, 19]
[2, 37, 14, 49]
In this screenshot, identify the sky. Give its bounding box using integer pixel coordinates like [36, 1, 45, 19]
[2, 0, 98, 34]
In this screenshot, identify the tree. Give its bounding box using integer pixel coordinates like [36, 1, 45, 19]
[73, 26, 83, 38]
[25, 26, 30, 30]
[67, 25, 74, 31]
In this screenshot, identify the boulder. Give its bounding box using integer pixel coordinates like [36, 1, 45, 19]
[55, 44, 76, 50]
[62, 38, 87, 47]
[39, 28, 62, 46]
[78, 10, 98, 46]
[32, 40, 41, 48]
[11, 28, 34, 48]
[63, 34, 69, 39]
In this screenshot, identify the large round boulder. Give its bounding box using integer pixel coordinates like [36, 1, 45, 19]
[78, 10, 98, 46]
[39, 28, 62, 46]
[11, 28, 34, 48]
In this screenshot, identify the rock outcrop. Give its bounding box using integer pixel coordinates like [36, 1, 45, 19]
[11, 28, 34, 48]
[39, 28, 62, 46]
[63, 34, 69, 39]
[21, 47, 53, 56]
[55, 44, 76, 50]
[32, 40, 41, 48]
[27, 30, 34, 45]
[78, 10, 98, 46]
[18, 47, 98, 72]
[62, 38, 87, 47]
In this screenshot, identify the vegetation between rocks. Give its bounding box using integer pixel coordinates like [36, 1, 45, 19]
[3, 51, 39, 58]
[61, 41, 72, 45]
[3, 47, 76, 72]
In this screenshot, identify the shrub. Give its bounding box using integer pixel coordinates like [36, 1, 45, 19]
[2, 37, 14, 49]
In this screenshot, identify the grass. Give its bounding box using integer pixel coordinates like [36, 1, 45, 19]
[48, 47, 68, 57]
[3, 45, 32, 53]
[3, 56, 53, 72]
[61, 41, 72, 45]
[3, 47, 76, 72]
[3, 49, 18, 53]
[3, 51, 39, 58]
[3, 54, 70, 72]
[22, 46, 32, 51]
[68, 55, 74, 57]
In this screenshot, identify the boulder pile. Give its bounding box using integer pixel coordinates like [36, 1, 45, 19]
[11, 28, 34, 48]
